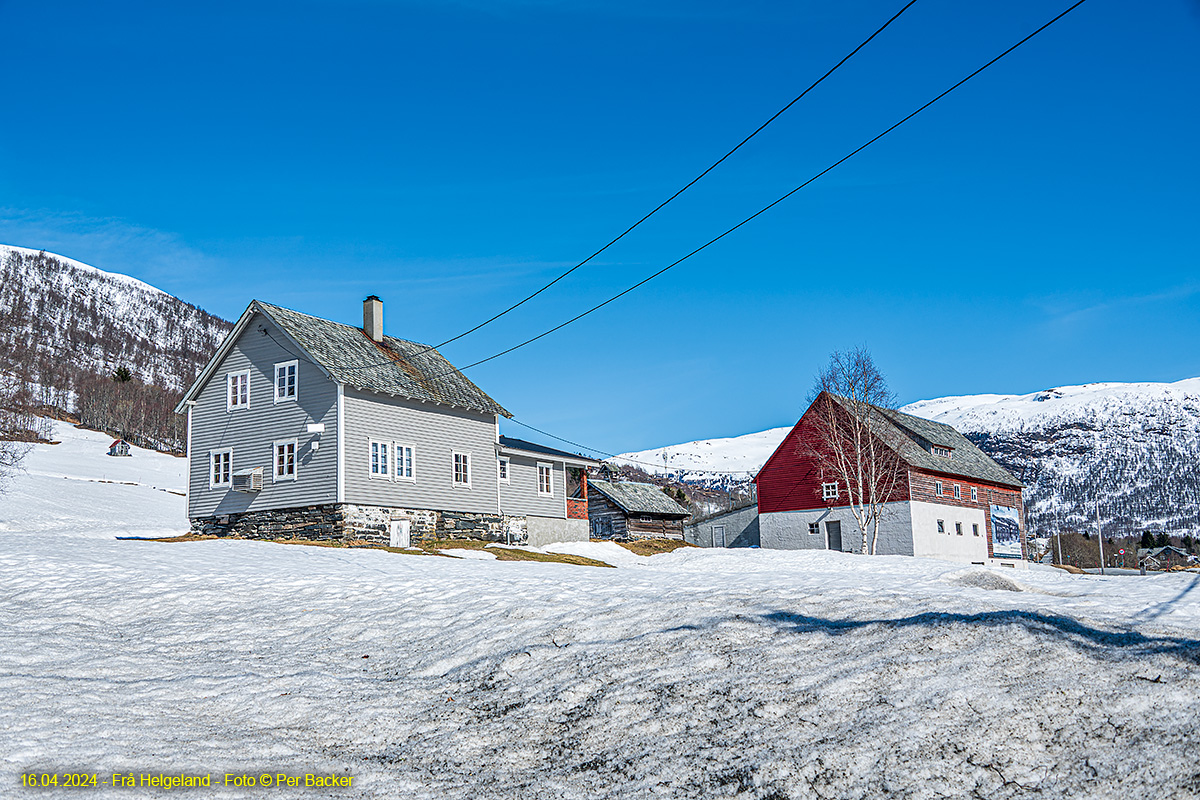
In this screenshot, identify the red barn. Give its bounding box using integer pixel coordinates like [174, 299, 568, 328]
[755, 393, 1026, 567]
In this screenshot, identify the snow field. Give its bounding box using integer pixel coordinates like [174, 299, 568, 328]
[3, 423, 1200, 799]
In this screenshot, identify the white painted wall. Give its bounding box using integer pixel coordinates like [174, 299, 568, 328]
[908, 501, 1026, 568]
[760, 503, 914, 555]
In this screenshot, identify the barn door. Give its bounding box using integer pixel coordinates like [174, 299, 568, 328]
[389, 520, 411, 549]
[825, 520, 842, 552]
[712, 525, 726, 548]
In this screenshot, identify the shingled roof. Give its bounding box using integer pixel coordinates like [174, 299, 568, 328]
[827, 393, 1022, 489]
[255, 302, 510, 417]
[589, 480, 690, 518]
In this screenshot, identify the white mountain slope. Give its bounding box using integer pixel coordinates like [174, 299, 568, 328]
[3, 419, 1200, 797]
[0, 244, 231, 393]
[615, 379, 1200, 536]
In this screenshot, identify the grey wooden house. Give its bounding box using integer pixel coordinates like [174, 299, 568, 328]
[587, 479, 690, 540]
[175, 297, 598, 546]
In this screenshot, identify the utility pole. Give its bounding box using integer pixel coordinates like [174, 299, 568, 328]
[1096, 499, 1105, 576]
[1056, 507, 1063, 566]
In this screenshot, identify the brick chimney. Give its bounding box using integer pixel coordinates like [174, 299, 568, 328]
[363, 295, 383, 342]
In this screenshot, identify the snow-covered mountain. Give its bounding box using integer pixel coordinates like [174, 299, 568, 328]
[0, 244, 231, 394]
[615, 379, 1200, 537]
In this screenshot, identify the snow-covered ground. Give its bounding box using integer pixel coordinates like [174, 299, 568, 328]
[4, 422, 1200, 799]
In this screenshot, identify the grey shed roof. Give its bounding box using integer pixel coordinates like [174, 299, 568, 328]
[499, 436, 600, 465]
[825, 394, 1022, 489]
[589, 480, 690, 518]
[257, 301, 510, 417]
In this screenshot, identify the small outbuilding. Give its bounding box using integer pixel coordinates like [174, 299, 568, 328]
[684, 503, 759, 548]
[587, 479, 690, 541]
[107, 439, 131, 457]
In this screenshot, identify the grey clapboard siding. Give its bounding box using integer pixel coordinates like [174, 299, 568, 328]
[342, 387, 499, 515]
[187, 312, 338, 518]
[500, 455, 565, 518]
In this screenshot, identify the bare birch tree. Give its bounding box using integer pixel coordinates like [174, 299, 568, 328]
[807, 348, 907, 555]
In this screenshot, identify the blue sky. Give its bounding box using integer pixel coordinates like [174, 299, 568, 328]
[2, 0, 1198, 455]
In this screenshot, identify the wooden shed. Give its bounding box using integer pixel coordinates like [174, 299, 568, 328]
[587, 479, 690, 541]
[107, 439, 131, 457]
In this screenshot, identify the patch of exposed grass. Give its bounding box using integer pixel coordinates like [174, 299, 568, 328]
[424, 539, 613, 568]
[609, 538, 696, 556]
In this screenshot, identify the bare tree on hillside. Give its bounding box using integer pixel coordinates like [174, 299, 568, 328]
[807, 348, 907, 555]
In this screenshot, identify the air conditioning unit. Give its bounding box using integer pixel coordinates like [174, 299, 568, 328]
[232, 467, 263, 493]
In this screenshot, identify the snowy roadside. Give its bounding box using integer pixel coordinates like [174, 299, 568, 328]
[2, 425, 1199, 799]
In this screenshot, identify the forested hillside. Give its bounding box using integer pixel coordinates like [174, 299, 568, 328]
[0, 245, 232, 452]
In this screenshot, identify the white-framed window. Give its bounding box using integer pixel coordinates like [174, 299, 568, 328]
[935, 481, 944, 497]
[498, 457, 510, 484]
[808, 522, 820, 536]
[537, 462, 553, 497]
[955, 521, 963, 536]
[972, 523, 980, 537]
[937, 519, 945, 534]
[822, 482, 839, 500]
[452, 451, 471, 487]
[274, 439, 297, 481]
[971, 486, 978, 502]
[274, 360, 298, 404]
[210, 448, 232, 488]
[953, 484, 961, 500]
[395, 443, 415, 481]
[933, 446, 951, 458]
[369, 439, 391, 479]
[226, 370, 250, 411]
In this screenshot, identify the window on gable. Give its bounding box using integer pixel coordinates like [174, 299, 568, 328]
[822, 482, 839, 501]
[274, 439, 297, 481]
[498, 457, 510, 484]
[971, 486, 978, 502]
[955, 521, 963, 536]
[953, 484, 961, 500]
[453, 451, 471, 487]
[227, 370, 250, 411]
[370, 440, 390, 479]
[274, 361, 298, 403]
[537, 462, 553, 496]
[935, 481, 944, 497]
[210, 449, 232, 488]
[937, 519, 945, 534]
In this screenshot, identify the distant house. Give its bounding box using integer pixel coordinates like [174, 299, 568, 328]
[1137, 546, 1195, 570]
[587, 479, 690, 540]
[684, 503, 759, 548]
[755, 392, 1026, 567]
[174, 296, 599, 546]
[107, 439, 131, 457]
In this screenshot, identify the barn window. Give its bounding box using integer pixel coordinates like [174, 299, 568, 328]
[498, 457, 510, 484]
[808, 522, 820, 536]
[537, 463, 553, 496]
[935, 481, 944, 497]
[227, 370, 250, 411]
[274, 439, 297, 481]
[953, 484, 961, 500]
[822, 482, 839, 500]
[274, 360, 298, 403]
[973, 523, 980, 537]
[933, 446, 951, 458]
[937, 519, 945, 534]
[971, 486, 978, 502]
[955, 521, 963, 536]
[396, 444, 414, 481]
[210, 449, 232, 488]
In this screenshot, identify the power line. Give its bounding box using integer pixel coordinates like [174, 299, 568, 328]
[443, 0, 1092, 374]
[334, 0, 921, 373]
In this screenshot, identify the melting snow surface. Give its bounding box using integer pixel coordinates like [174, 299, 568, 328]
[3, 421, 1200, 798]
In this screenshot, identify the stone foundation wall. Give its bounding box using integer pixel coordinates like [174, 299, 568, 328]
[191, 504, 529, 545]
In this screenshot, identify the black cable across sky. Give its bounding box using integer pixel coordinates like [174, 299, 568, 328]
[329, 0, 920, 373]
